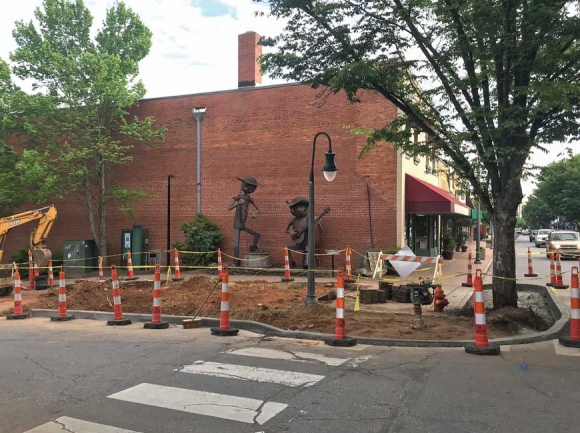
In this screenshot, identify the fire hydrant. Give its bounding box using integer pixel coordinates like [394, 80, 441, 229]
[433, 285, 449, 312]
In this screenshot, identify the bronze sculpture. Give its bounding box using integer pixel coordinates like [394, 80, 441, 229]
[229, 177, 261, 265]
[285, 196, 330, 268]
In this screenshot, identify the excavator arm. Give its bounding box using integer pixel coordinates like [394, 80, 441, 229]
[0, 205, 57, 267]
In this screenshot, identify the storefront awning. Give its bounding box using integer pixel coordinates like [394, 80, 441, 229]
[405, 174, 471, 216]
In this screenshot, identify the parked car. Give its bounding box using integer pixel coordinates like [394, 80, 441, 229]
[535, 229, 553, 248]
[546, 231, 580, 258]
[529, 230, 538, 242]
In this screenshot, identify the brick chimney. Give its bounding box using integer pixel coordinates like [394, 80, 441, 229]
[238, 31, 262, 88]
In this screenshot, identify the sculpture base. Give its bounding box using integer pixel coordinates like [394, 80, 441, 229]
[241, 252, 272, 268]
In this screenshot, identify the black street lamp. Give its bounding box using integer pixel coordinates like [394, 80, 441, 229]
[306, 132, 338, 305]
[167, 174, 176, 266]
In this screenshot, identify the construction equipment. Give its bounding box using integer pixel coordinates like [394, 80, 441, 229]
[0, 205, 57, 296]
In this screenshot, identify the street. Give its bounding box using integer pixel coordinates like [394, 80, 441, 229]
[1, 235, 579, 433]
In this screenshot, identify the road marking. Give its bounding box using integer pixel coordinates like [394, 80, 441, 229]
[24, 416, 141, 433]
[108, 383, 287, 425]
[553, 340, 580, 356]
[178, 361, 325, 387]
[227, 347, 350, 366]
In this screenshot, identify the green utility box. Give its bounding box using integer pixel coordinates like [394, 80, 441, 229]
[63, 240, 99, 275]
[120, 225, 149, 267]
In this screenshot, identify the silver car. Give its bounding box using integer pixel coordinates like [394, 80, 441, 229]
[546, 231, 580, 258]
[535, 229, 553, 248]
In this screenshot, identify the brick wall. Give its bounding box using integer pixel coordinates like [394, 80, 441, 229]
[3, 83, 398, 269]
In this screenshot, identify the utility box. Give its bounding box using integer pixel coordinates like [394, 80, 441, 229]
[63, 240, 98, 275]
[120, 225, 149, 267]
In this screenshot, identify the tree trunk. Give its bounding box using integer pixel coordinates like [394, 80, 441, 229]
[491, 208, 518, 308]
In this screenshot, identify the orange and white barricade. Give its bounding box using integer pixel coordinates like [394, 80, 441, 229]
[559, 266, 580, 348]
[50, 269, 74, 321]
[107, 265, 132, 326]
[7, 267, 28, 320]
[281, 247, 294, 282]
[172, 249, 183, 281]
[465, 269, 499, 355]
[144, 264, 168, 329]
[325, 270, 357, 346]
[211, 265, 239, 336]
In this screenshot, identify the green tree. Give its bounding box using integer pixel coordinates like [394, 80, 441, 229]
[522, 193, 555, 229]
[258, 0, 580, 308]
[10, 0, 166, 259]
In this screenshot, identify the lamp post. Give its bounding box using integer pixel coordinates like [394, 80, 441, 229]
[306, 132, 338, 305]
[167, 174, 176, 266]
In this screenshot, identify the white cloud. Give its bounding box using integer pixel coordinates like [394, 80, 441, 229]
[0, 0, 288, 98]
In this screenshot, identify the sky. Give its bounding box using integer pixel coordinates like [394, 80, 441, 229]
[0, 0, 576, 199]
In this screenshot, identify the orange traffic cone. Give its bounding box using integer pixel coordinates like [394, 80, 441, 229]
[524, 247, 538, 277]
[51, 269, 75, 321]
[144, 264, 168, 329]
[281, 247, 294, 282]
[217, 248, 223, 278]
[325, 270, 357, 346]
[28, 250, 35, 291]
[553, 253, 569, 289]
[211, 265, 239, 336]
[126, 252, 138, 280]
[547, 252, 557, 286]
[344, 247, 354, 283]
[559, 266, 580, 348]
[98, 256, 105, 281]
[172, 249, 183, 281]
[107, 265, 132, 326]
[464, 269, 499, 355]
[48, 260, 55, 287]
[462, 251, 473, 287]
[7, 267, 28, 320]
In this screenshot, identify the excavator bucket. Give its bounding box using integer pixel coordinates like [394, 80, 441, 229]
[32, 248, 52, 268]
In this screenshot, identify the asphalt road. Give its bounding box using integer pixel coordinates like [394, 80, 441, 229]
[515, 233, 580, 280]
[1, 312, 580, 433]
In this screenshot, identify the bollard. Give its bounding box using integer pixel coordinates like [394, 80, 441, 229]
[211, 265, 239, 336]
[281, 247, 294, 282]
[559, 266, 580, 348]
[172, 248, 184, 281]
[524, 247, 538, 277]
[107, 265, 132, 326]
[50, 269, 75, 321]
[98, 256, 105, 281]
[462, 251, 473, 287]
[344, 247, 354, 283]
[48, 260, 55, 287]
[217, 248, 223, 279]
[7, 268, 28, 320]
[465, 269, 499, 355]
[126, 252, 137, 280]
[28, 250, 35, 291]
[547, 252, 556, 286]
[325, 270, 357, 347]
[144, 264, 168, 329]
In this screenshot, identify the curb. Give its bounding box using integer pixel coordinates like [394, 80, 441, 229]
[29, 282, 568, 348]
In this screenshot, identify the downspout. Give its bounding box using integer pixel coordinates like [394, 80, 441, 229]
[192, 107, 207, 213]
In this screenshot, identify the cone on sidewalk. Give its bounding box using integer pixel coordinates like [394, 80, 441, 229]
[524, 247, 538, 277]
[217, 248, 223, 278]
[553, 252, 569, 289]
[559, 266, 580, 348]
[107, 265, 132, 326]
[144, 264, 168, 329]
[125, 252, 138, 281]
[211, 265, 239, 336]
[28, 250, 35, 291]
[325, 270, 357, 347]
[465, 269, 500, 356]
[7, 268, 28, 320]
[98, 256, 105, 281]
[172, 249, 184, 282]
[547, 252, 557, 286]
[462, 251, 473, 287]
[48, 260, 55, 287]
[281, 247, 294, 282]
[344, 247, 354, 283]
[51, 269, 75, 322]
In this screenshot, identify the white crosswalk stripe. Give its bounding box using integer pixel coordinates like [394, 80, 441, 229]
[226, 346, 351, 365]
[108, 383, 288, 425]
[23, 416, 141, 433]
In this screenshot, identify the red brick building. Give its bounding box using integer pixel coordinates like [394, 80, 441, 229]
[4, 32, 399, 268]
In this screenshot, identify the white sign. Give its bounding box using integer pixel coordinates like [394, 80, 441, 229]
[389, 245, 422, 278]
[124, 233, 131, 248]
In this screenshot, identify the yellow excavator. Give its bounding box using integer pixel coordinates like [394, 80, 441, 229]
[0, 205, 57, 296]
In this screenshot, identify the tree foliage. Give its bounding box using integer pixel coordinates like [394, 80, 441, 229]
[9, 0, 165, 257]
[522, 193, 555, 229]
[257, 0, 580, 308]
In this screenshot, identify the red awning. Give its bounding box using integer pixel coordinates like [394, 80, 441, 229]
[405, 174, 471, 215]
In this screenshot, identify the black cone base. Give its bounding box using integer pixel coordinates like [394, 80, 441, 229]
[524, 273, 539, 277]
[325, 336, 357, 347]
[172, 277, 184, 282]
[144, 321, 169, 329]
[7, 313, 28, 320]
[552, 284, 569, 290]
[125, 277, 138, 281]
[558, 336, 580, 348]
[211, 327, 239, 336]
[465, 342, 500, 356]
[546, 282, 555, 286]
[50, 315, 75, 322]
[107, 319, 132, 326]
[281, 278, 294, 282]
[461, 283, 473, 287]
